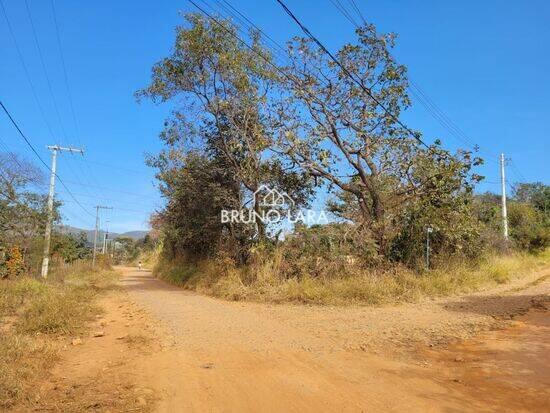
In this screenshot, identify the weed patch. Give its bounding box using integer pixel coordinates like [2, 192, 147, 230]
[0, 266, 117, 409]
[154, 250, 549, 306]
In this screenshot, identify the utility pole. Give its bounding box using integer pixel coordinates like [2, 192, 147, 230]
[102, 230, 108, 254]
[92, 205, 112, 267]
[41, 145, 84, 278]
[500, 153, 509, 240]
[426, 226, 433, 269]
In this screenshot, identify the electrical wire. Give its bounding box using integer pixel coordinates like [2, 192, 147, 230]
[323, 0, 501, 164]
[329, 0, 359, 27]
[346, 0, 367, 25]
[56, 189, 158, 211]
[48, 0, 112, 201]
[274, 0, 429, 148]
[194, 1, 518, 194]
[62, 198, 155, 215]
[0, 100, 95, 217]
[23, 0, 69, 142]
[60, 180, 159, 200]
[7, 0, 96, 200]
[508, 159, 527, 183]
[49, 0, 79, 146]
[188, 0, 429, 149]
[0, 0, 57, 142]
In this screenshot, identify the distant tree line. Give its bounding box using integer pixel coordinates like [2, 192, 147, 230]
[0, 153, 91, 278]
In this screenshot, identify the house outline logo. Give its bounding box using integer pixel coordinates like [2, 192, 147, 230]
[253, 184, 295, 209]
[220, 184, 328, 226]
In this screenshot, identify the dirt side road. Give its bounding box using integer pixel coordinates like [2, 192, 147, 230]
[33, 266, 549, 412]
[118, 266, 549, 412]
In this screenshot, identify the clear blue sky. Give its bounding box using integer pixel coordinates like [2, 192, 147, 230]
[1, 0, 548, 232]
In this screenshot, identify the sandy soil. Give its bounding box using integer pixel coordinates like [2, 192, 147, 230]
[29, 265, 549, 412]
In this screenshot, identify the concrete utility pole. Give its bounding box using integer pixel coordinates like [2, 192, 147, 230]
[41, 145, 84, 278]
[102, 230, 108, 254]
[92, 205, 112, 267]
[426, 226, 433, 269]
[500, 153, 509, 241]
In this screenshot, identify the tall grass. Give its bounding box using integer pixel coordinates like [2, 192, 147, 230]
[154, 250, 550, 306]
[0, 262, 117, 409]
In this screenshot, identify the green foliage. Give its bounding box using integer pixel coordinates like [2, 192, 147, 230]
[140, 14, 546, 283]
[0, 153, 63, 277]
[507, 201, 549, 252]
[274, 24, 483, 260]
[113, 236, 138, 263]
[513, 182, 550, 215]
[157, 152, 242, 258]
[138, 13, 312, 258]
[51, 231, 90, 263]
[473, 184, 550, 253]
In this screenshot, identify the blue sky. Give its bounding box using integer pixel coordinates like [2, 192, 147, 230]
[1, 0, 548, 232]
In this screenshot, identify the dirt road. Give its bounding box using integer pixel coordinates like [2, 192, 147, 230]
[113, 266, 549, 412]
[37, 266, 549, 412]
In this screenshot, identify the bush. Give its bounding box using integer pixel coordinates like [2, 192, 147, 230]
[154, 247, 549, 305]
[508, 202, 550, 252]
[4, 246, 25, 278]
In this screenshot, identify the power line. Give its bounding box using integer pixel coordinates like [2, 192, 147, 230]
[61, 199, 154, 215]
[49, 0, 80, 145]
[0, 100, 94, 217]
[83, 159, 151, 175]
[346, 0, 366, 25]
[56, 189, 157, 211]
[189, 0, 428, 149]
[5, 0, 95, 197]
[48, 0, 111, 200]
[23, 0, 101, 197]
[0, 0, 57, 142]
[329, 0, 359, 27]
[325, 0, 500, 164]
[0, 136, 33, 174]
[60, 179, 158, 200]
[209, 0, 511, 198]
[23, 0, 69, 142]
[216, 0, 289, 61]
[274, 0, 429, 148]
[193, 1, 513, 197]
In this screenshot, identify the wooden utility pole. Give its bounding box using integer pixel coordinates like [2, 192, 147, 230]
[41, 145, 84, 278]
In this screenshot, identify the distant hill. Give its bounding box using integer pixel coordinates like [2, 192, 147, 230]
[117, 231, 149, 240]
[56, 225, 148, 245]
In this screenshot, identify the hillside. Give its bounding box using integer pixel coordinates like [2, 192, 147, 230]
[56, 225, 148, 244]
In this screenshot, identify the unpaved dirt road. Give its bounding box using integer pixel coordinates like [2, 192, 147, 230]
[114, 266, 549, 412]
[34, 266, 549, 412]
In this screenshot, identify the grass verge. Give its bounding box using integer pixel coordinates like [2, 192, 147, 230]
[154, 250, 550, 306]
[0, 263, 117, 409]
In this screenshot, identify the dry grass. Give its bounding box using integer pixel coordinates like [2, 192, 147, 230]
[0, 263, 118, 409]
[155, 250, 550, 306]
[0, 334, 57, 406]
